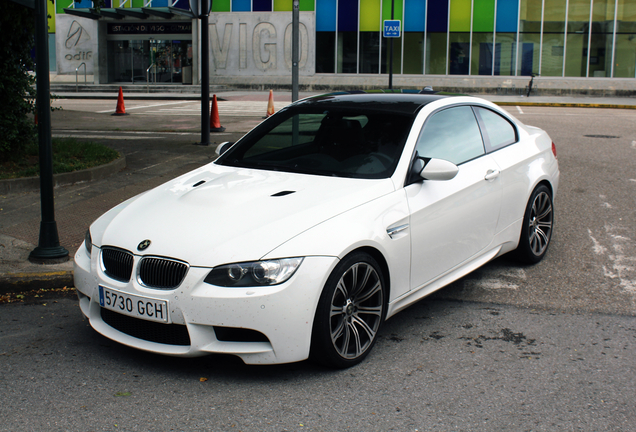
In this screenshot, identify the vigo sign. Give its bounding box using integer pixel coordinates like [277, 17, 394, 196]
[208, 13, 315, 76]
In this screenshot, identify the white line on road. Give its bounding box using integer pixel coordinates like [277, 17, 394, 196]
[53, 134, 165, 140]
[96, 100, 192, 113]
[53, 129, 200, 136]
[516, 106, 524, 114]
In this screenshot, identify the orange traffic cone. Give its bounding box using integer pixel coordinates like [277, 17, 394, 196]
[210, 94, 226, 132]
[112, 87, 129, 116]
[264, 89, 275, 118]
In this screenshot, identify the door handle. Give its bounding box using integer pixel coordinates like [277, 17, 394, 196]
[484, 169, 500, 181]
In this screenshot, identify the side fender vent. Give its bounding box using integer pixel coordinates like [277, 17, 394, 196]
[271, 190, 296, 197]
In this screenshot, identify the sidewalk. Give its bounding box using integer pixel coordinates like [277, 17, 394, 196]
[1, 91, 634, 294]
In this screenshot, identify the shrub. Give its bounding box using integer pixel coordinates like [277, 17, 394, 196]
[0, 2, 37, 163]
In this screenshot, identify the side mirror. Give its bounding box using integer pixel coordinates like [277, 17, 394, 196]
[215, 141, 234, 156]
[420, 158, 459, 181]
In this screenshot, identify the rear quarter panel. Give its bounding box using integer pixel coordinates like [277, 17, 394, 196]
[490, 123, 559, 237]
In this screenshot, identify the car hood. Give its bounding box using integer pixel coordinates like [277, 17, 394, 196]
[96, 163, 395, 267]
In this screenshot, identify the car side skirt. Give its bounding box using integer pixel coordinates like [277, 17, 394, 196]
[386, 245, 502, 319]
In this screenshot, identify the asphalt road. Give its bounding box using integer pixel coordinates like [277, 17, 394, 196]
[1, 100, 635, 431]
[1, 296, 634, 431]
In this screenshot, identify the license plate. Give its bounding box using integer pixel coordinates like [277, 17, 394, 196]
[99, 286, 170, 323]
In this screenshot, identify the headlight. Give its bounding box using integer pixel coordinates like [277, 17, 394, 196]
[84, 229, 92, 256]
[204, 258, 304, 287]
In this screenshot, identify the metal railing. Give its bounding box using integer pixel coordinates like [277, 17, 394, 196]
[75, 62, 87, 92]
[146, 63, 156, 93]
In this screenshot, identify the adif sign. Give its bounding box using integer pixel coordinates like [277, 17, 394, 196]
[56, 15, 98, 74]
[208, 13, 315, 76]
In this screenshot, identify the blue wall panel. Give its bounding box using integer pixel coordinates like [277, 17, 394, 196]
[317, 0, 337, 31]
[405, 0, 426, 32]
[75, 0, 92, 8]
[173, 0, 189, 9]
[427, 0, 448, 33]
[232, 0, 252, 11]
[253, 0, 272, 11]
[496, 0, 519, 32]
[338, 0, 358, 32]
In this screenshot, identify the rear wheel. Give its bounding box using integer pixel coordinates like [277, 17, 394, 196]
[515, 184, 554, 264]
[310, 252, 387, 368]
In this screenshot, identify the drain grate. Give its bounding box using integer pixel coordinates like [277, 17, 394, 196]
[584, 134, 620, 139]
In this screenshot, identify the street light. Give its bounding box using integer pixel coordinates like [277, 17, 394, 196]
[29, 0, 69, 263]
[190, 0, 212, 146]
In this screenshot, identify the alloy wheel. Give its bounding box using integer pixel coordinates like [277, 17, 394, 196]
[329, 262, 384, 359]
[528, 191, 553, 257]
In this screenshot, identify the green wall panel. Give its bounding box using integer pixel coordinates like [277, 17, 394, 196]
[473, 0, 495, 32]
[450, 0, 471, 32]
[300, 0, 315, 11]
[274, 0, 292, 11]
[382, 0, 403, 22]
[212, 0, 231, 12]
[275, 0, 315, 11]
[361, 0, 381, 31]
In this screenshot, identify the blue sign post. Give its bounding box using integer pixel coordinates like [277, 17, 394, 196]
[383, 20, 401, 38]
[384, 18, 401, 89]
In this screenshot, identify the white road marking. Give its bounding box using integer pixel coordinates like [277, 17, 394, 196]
[516, 106, 524, 114]
[96, 100, 191, 113]
[468, 267, 526, 290]
[54, 129, 199, 136]
[588, 229, 608, 255]
[53, 134, 165, 140]
[110, 101, 274, 117]
[590, 224, 636, 295]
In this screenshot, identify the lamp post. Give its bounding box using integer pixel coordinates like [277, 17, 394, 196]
[190, 0, 212, 146]
[389, 0, 394, 90]
[29, 0, 69, 263]
[291, 0, 299, 102]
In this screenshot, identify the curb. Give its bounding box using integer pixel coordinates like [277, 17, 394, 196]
[494, 101, 636, 109]
[0, 270, 74, 294]
[0, 153, 126, 194]
[53, 94, 203, 100]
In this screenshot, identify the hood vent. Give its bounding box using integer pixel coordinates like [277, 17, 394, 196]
[192, 180, 206, 187]
[271, 190, 296, 197]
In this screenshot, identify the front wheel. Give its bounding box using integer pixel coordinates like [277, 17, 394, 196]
[515, 184, 554, 264]
[310, 252, 387, 368]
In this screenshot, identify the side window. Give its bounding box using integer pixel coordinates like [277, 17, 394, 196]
[415, 106, 485, 165]
[474, 107, 517, 152]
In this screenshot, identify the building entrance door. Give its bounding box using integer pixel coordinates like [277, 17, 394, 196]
[107, 39, 192, 84]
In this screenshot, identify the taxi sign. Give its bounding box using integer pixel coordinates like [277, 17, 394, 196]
[383, 20, 401, 38]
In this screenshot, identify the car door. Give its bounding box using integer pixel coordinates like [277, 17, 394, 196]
[406, 105, 503, 291]
[472, 105, 533, 234]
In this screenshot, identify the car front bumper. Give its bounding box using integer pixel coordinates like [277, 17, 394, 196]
[74, 244, 337, 365]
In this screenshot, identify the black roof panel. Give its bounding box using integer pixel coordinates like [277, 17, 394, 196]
[293, 91, 456, 116]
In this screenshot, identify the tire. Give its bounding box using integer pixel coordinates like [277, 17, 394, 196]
[310, 252, 387, 368]
[515, 184, 554, 264]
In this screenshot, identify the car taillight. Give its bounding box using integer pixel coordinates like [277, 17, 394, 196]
[551, 142, 557, 158]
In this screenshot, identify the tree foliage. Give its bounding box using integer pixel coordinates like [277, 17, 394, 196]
[0, 1, 37, 163]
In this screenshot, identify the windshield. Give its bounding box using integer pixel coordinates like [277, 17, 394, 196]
[216, 107, 415, 179]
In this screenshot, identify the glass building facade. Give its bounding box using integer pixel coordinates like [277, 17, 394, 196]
[209, 0, 636, 78]
[55, 0, 636, 78]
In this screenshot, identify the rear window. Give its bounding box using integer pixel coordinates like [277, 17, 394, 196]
[474, 107, 518, 152]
